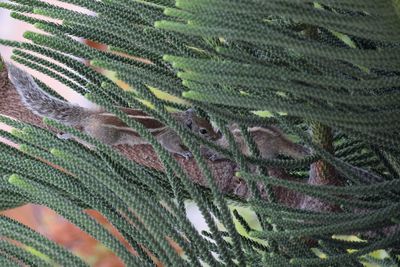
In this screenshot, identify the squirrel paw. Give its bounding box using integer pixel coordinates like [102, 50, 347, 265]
[208, 153, 225, 161]
[57, 132, 72, 140]
[177, 151, 193, 160]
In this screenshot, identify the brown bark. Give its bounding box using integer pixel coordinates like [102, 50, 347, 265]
[300, 122, 342, 212]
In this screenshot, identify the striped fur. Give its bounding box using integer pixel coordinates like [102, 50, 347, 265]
[7, 62, 219, 158]
[7, 62, 171, 137]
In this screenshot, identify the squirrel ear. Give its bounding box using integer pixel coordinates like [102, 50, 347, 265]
[185, 108, 195, 115]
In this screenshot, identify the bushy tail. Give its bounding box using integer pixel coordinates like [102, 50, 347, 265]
[6, 62, 90, 126]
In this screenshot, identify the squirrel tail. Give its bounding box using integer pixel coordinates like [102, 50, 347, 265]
[6, 62, 91, 126]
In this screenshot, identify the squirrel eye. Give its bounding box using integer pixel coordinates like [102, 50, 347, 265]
[200, 128, 208, 134]
[186, 120, 193, 129]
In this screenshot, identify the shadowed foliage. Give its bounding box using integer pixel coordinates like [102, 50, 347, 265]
[0, 0, 400, 266]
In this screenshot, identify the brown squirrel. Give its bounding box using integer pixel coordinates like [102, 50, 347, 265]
[212, 123, 309, 160]
[6, 62, 220, 159]
[211, 123, 310, 197]
[231, 124, 309, 159]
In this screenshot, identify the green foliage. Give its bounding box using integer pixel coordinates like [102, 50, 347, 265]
[0, 0, 400, 266]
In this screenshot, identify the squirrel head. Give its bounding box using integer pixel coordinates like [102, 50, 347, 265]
[182, 109, 221, 141]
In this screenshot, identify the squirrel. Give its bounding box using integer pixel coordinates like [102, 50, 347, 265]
[6, 62, 220, 159]
[229, 124, 309, 159]
[211, 123, 309, 161]
[212, 123, 309, 197]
